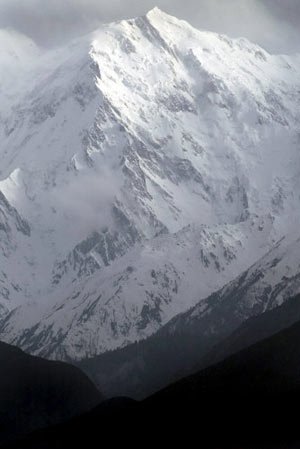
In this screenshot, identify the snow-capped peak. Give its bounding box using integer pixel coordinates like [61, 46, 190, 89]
[0, 10, 300, 360]
[146, 6, 174, 21]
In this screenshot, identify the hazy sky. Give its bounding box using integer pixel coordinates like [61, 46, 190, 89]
[0, 0, 299, 53]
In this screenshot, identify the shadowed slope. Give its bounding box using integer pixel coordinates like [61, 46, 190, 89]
[0, 342, 103, 445]
[5, 312, 300, 448]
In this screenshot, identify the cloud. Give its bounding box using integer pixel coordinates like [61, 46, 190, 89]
[0, 0, 299, 53]
[51, 168, 122, 241]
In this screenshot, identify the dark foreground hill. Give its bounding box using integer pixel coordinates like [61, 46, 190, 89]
[0, 342, 102, 445]
[4, 314, 300, 449]
[145, 318, 300, 448]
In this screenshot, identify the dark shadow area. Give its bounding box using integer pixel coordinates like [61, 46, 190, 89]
[0, 342, 103, 445]
[3, 311, 300, 448]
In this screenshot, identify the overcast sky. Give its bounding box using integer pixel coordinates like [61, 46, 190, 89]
[0, 0, 299, 53]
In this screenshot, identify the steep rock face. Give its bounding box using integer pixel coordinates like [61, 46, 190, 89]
[0, 8, 300, 359]
[0, 191, 31, 314]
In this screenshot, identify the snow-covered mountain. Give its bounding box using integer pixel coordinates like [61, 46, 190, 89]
[165, 234, 300, 340]
[77, 237, 300, 400]
[0, 191, 31, 316]
[0, 217, 273, 360]
[0, 8, 300, 360]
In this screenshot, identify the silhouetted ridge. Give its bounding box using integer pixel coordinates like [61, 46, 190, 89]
[0, 342, 102, 445]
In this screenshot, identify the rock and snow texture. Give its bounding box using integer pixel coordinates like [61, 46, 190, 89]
[0, 8, 300, 359]
[164, 235, 300, 342]
[0, 218, 274, 360]
[0, 191, 31, 316]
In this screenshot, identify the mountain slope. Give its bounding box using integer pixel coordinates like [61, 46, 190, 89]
[198, 293, 300, 369]
[0, 341, 102, 445]
[79, 237, 300, 398]
[0, 190, 31, 315]
[0, 8, 300, 359]
[0, 217, 272, 360]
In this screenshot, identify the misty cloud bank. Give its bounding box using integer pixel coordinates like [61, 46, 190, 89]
[0, 0, 300, 53]
[51, 168, 123, 241]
